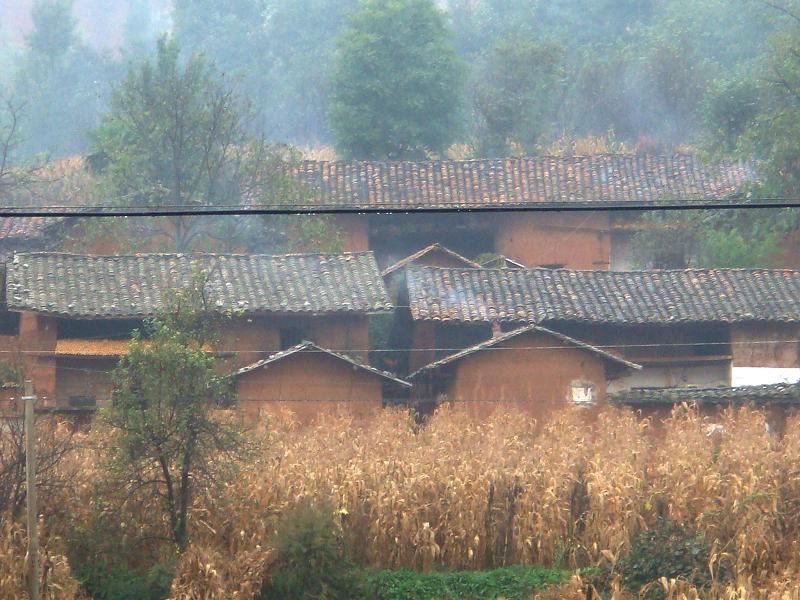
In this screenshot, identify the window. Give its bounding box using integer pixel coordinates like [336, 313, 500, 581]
[69, 395, 96, 408]
[570, 381, 596, 404]
[0, 312, 19, 335]
[540, 263, 565, 270]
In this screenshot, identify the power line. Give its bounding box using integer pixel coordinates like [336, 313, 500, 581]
[4, 337, 797, 357]
[1, 199, 800, 217]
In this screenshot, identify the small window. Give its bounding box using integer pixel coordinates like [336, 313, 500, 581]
[0, 312, 20, 335]
[280, 327, 307, 350]
[69, 395, 96, 408]
[540, 263, 565, 270]
[570, 381, 596, 404]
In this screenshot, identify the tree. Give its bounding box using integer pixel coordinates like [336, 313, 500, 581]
[630, 209, 781, 269]
[474, 32, 565, 156]
[89, 36, 324, 252]
[12, 0, 114, 158]
[329, 0, 465, 159]
[100, 270, 247, 549]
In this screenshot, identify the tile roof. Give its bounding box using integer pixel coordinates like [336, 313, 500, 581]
[0, 217, 63, 241]
[381, 244, 481, 277]
[292, 155, 754, 209]
[7, 252, 392, 318]
[406, 266, 800, 325]
[408, 324, 640, 379]
[234, 341, 411, 387]
[610, 383, 800, 406]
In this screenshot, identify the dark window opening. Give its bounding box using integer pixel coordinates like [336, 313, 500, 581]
[280, 327, 308, 350]
[69, 395, 96, 408]
[0, 312, 20, 335]
[540, 263, 565, 270]
[57, 318, 146, 339]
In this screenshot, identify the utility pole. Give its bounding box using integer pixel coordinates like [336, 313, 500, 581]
[23, 379, 38, 600]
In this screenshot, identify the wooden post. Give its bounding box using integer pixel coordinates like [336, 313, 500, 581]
[23, 379, 38, 600]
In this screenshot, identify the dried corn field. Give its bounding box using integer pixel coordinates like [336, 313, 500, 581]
[177, 405, 800, 598]
[8, 404, 800, 598]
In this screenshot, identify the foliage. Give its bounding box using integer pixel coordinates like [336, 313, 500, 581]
[361, 566, 569, 600]
[74, 563, 172, 600]
[89, 36, 320, 252]
[329, 0, 465, 159]
[260, 500, 357, 600]
[99, 269, 248, 549]
[473, 32, 565, 156]
[630, 209, 783, 268]
[12, 0, 116, 159]
[618, 519, 711, 598]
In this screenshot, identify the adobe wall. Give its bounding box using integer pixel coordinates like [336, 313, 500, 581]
[235, 351, 383, 422]
[19, 313, 58, 405]
[443, 331, 609, 420]
[731, 323, 800, 368]
[214, 314, 371, 368]
[312, 316, 370, 362]
[55, 357, 116, 406]
[217, 317, 281, 369]
[333, 215, 370, 252]
[493, 211, 611, 270]
[409, 321, 437, 375]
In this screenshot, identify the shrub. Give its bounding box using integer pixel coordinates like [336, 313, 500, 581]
[74, 564, 172, 600]
[260, 500, 357, 600]
[618, 518, 711, 598]
[361, 566, 569, 600]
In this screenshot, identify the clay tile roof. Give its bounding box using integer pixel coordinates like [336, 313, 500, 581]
[408, 324, 640, 379]
[381, 244, 481, 277]
[406, 266, 800, 325]
[7, 252, 392, 318]
[234, 341, 411, 387]
[292, 155, 754, 209]
[0, 217, 63, 240]
[610, 383, 800, 406]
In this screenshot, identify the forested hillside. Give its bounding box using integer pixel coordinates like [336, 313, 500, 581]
[0, 0, 784, 157]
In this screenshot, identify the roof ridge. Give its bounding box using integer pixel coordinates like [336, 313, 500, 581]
[11, 250, 377, 260]
[299, 153, 740, 166]
[235, 340, 411, 387]
[404, 264, 800, 275]
[409, 324, 639, 379]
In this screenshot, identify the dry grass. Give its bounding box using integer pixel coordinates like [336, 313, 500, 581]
[6, 404, 800, 598]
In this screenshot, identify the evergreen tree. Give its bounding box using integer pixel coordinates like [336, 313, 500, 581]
[13, 0, 114, 158]
[329, 0, 464, 159]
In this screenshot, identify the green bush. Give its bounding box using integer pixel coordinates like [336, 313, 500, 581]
[74, 564, 172, 600]
[260, 500, 357, 600]
[618, 519, 711, 599]
[360, 566, 569, 600]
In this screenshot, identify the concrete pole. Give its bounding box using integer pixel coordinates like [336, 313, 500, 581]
[23, 379, 38, 600]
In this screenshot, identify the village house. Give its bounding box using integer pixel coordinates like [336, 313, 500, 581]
[234, 341, 411, 421]
[409, 324, 640, 419]
[0, 251, 397, 414]
[397, 264, 800, 411]
[292, 154, 755, 271]
[610, 382, 800, 433]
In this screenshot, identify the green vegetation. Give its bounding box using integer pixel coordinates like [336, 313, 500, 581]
[329, 0, 464, 159]
[99, 270, 247, 549]
[360, 566, 570, 600]
[619, 519, 712, 599]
